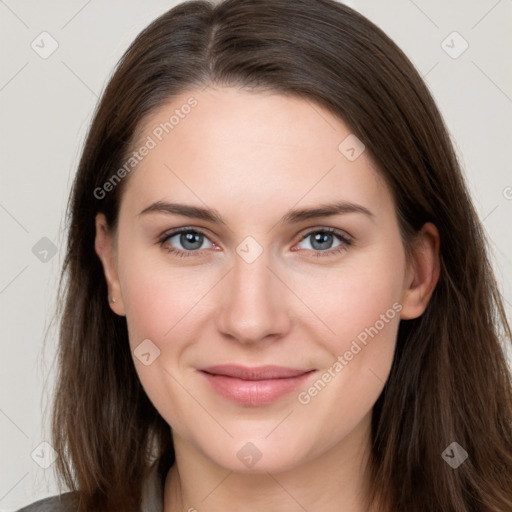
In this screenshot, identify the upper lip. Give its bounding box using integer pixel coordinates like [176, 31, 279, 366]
[199, 365, 314, 380]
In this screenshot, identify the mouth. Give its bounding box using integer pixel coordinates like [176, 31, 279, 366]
[198, 365, 316, 406]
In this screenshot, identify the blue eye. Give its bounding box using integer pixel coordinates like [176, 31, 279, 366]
[159, 228, 214, 258]
[158, 227, 352, 259]
[295, 228, 352, 258]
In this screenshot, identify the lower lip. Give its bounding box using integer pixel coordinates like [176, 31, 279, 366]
[199, 371, 314, 406]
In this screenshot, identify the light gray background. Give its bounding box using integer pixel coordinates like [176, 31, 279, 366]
[1, 0, 511, 510]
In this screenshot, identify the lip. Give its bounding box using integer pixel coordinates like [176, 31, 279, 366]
[198, 365, 315, 406]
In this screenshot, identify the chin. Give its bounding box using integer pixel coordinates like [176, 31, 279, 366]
[197, 433, 311, 474]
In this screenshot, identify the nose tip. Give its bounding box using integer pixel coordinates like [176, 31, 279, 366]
[215, 255, 292, 345]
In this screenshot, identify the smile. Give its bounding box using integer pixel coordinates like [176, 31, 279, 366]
[198, 365, 316, 406]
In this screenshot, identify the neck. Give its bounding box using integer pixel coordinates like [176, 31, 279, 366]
[163, 412, 381, 512]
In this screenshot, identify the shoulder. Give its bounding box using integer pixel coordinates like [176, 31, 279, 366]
[15, 457, 165, 512]
[16, 491, 78, 512]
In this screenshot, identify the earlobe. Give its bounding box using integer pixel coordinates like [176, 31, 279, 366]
[400, 222, 440, 320]
[94, 213, 126, 316]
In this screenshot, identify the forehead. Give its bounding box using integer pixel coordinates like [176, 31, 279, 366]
[135, 86, 347, 148]
[120, 86, 390, 221]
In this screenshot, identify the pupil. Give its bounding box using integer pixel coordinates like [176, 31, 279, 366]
[181, 232, 202, 250]
[312, 232, 332, 250]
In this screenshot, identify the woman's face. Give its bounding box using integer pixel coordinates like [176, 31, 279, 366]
[96, 86, 437, 474]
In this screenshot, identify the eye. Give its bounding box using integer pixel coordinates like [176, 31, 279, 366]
[159, 228, 217, 258]
[294, 228, 352, 258]
[158, 227, 352, 259]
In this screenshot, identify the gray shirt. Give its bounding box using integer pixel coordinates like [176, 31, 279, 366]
[16, 460, 165, 512]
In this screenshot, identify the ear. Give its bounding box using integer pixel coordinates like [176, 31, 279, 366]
[94, 213, 126, 316]
[400, 222, 440, 320]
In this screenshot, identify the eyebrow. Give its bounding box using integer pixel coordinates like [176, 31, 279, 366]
[137, 200, 375, 225]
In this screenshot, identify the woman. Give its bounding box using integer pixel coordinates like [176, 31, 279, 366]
[18, 0, 512, 510]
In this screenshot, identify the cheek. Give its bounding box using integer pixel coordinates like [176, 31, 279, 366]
[118, 246, 216, 358]
[331, 270, 403, 356]
[117, 250, 211, 431]
[289, 238, 405, 428]
[293, 241, 405, 352]
[290, 258, 404, 447]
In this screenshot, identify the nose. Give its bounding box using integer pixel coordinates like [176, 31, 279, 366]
[215, 249, 292, 345]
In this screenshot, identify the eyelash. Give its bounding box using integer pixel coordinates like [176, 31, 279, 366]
[158, 227, 353, 259]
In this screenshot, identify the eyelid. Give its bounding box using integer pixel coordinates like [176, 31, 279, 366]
[158, 226, 218, 249]
[297, 226, 352, 242]
[291, 226, 353, 255]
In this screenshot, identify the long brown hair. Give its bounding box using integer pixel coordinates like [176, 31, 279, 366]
[45, 0, 512, 510]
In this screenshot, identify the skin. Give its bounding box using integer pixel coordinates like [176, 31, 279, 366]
[95, 86, 440, 512]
